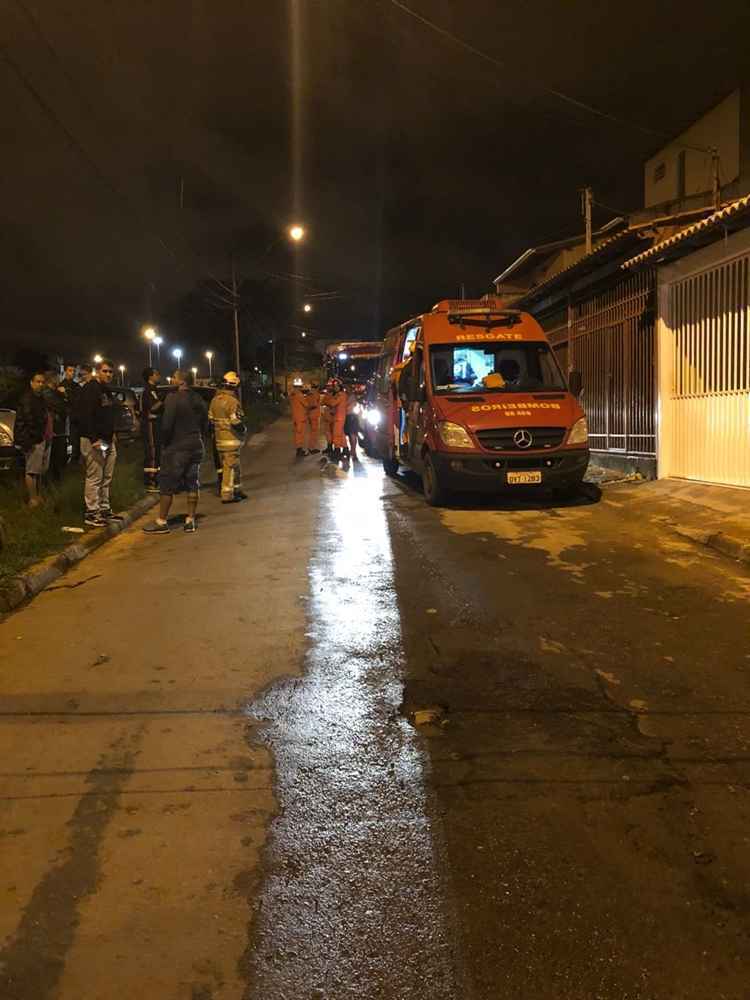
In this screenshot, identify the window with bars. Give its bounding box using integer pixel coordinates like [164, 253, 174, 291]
[670, 254, 750, 398]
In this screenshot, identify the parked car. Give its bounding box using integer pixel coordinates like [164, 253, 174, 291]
[109, 388, 140, 440]
[0, 409, 22, 473]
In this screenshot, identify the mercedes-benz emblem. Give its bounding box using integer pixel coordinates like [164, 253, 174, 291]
[513, 429, 533, 449]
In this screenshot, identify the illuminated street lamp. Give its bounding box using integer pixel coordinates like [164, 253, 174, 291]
[118, 364, 126, 386]
[153, 336, 163, 365]
[289, 224, 305, 242]
[205, 350, 214, 377]
[172, 348, 183, 367]
[301, 331, 307, 338]
[303, 303, 312, 313]
[93, 353, 103, 364]
[191, 366, 198, 380]
[143, 326, 157, 365]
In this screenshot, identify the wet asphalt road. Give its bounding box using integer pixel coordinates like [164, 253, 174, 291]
[2, 418, 750, 999]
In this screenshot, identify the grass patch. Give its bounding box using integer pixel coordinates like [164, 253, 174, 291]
[0, 441, 145, 583]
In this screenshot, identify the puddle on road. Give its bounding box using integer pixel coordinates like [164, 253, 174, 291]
[440, 506, 594, 579]
[243, 464, 459, 999]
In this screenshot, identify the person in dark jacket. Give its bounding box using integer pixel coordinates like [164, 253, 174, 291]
[77, 358, 121, 528]
[143, 369, 208, 535]
[140, 367, 163, 493]
[14, 372, 52, 507]
[60, 364, 81, 461]
[43, 371, 69, 481]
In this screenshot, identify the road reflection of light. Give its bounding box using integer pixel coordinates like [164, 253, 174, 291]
[247, 461, 457, 998]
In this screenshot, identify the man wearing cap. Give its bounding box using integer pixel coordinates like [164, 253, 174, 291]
[208, 372, 248, 503]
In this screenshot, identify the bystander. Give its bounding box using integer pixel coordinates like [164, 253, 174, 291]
[43, 371, 69, 481]
[143, 369, 208, 534]
[77, 358, 121, 528]
[14, 372, 51, 507]
[60, 364, 81, 461]
[141, 367, 163, 493]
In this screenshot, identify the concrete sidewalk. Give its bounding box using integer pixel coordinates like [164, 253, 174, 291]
[601, 476, 750, 565]
[0, 417, 325, 1000]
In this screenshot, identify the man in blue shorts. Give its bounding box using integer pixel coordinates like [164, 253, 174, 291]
[142, 369, 208, 535]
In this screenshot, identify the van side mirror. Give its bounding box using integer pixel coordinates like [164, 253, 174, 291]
[568, 370, 582, 397]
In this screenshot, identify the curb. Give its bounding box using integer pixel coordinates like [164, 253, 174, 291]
[672, 524, 750, 568]
[0, 494, 158, 615]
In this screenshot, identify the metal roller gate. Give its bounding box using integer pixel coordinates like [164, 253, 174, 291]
[661, 250, 750, 487]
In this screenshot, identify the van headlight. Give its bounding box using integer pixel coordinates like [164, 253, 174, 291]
[567, 417, 588, 446]
[438, 421, 473, 449]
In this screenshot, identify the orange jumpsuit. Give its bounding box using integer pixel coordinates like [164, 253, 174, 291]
[305, 390, 321, 449]
[321, 389, 346, 449]
[290, 389, 308, 448]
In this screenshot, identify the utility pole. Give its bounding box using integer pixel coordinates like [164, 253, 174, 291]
[711, 148, 721, 208]
[231, 257, 242, 400]
[582, 186, 593, 255]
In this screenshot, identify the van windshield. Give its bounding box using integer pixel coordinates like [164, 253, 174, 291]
[429, 342, 566, 394]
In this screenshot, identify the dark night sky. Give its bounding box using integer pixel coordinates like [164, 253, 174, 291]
[2, 0, 750, 374]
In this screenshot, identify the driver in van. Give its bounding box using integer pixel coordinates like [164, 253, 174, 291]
[433, 358, 451, 387]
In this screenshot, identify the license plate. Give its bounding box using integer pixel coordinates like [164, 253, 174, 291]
[507, 470, 542, 485]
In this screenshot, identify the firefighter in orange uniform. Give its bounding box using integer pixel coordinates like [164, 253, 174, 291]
[305, 383, 322, 454]
[319, 379, 335, 457]
[321, 379, 347, 461]
[290, 378, 309, 457]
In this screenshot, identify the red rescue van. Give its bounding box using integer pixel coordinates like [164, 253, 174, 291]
[369, 298, 589, 505]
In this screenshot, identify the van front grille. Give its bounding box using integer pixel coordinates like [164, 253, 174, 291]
[476, 426, 566, 451]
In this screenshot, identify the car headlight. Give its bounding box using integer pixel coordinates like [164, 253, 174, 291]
[366, 409, 381, 428]
[438, 421, 474, 449]
[567, 416, 588, 446]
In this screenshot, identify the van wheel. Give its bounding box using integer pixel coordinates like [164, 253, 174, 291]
[382, 453, 399, 476]
[422, 453, 448, 506]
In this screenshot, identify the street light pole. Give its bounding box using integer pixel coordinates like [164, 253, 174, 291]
[231, 258, 241, 399]
[271, 339, 277, 401]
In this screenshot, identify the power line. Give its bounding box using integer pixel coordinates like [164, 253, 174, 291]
[387, 0, 713, 152]
[0, 44, 183, 268]
[10, 0, 100, 122]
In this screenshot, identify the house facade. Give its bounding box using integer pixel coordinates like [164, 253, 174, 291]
[492, 91, 750, 485]
[624, 198, 750, 487]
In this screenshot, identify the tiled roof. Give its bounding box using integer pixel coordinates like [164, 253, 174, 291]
[622, 195, 750, 269]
